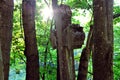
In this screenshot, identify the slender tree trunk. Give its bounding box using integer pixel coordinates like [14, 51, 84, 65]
[0, 40, 4, 80]
[93, 0, 113, 80]
[57, 50, 60, 80]
[42, 41, 49, 80]
[77, 26, 93, 80]
[0, 0, 14, 80]
[51, 1, 61, 80]
[22, 0, 40, 80]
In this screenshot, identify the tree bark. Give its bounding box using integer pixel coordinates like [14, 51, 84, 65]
[57, 50, 60, 80]
[0, 40, 4, 80]
[77, 25, 93, 80]
[22, 0, 40, 80]
[52, 0, 75, 80]
[93, 0, 113, 80]
[0, 0, 14, 80]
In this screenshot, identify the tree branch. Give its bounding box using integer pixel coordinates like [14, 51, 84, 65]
[113, 13, 120, 19]
[44, 0, 49, 7]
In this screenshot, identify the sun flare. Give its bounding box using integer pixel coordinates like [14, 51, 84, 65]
[41, 7, 53, 21]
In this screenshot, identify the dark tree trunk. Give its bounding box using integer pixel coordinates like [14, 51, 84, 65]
[0, 40, 4, 80]
[22, 0, 40, 80]
[77, 26, 93, 80]
[57, 50, 60, 80]
[0, 0, 14, 80]
[93, 0, 113, 80]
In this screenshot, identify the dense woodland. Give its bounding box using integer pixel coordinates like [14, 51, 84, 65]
[0, 0, 120, 80]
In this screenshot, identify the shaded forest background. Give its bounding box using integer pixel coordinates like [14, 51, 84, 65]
[0, 0, 120, 80]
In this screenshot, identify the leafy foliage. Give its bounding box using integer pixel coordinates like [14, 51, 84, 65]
[9, 0, 120, 80]
[113, 24, 120, 80]
[65, 0, 92, 9]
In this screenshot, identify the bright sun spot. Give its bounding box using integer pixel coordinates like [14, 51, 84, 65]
[114, 0, 120, 6]
[40, 0, 120, 22]
[41, 7, 53, 21]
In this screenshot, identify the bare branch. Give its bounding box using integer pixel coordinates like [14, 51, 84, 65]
[44, 0, 49, 7]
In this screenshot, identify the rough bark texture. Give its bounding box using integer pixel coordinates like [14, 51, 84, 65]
[93, 0, 113, 80]
[77, 26, 93, 80]
[52, 0, 75, 80]
[0, 40, 4, 80]
[22, 0, 40, 80]
[0, 0, 14, 80]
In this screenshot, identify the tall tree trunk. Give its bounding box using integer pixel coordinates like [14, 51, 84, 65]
[93, 0, 113, 80]
[51, 1, 61, 79]
[52, 0, 75, 80]
[0, 0, 14, 80]
[22, 0, 40, 80]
